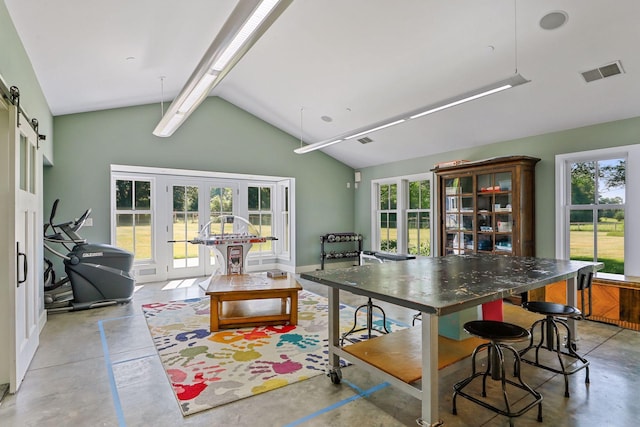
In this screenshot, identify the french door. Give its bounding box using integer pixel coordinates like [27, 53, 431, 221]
[168, 181, 237, 278]
[10, 105, 41, 393]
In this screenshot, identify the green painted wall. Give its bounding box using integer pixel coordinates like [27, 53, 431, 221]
[0, 1, 53, 163]
[355, 116, 640, 258]
[45, 98, 356, 268]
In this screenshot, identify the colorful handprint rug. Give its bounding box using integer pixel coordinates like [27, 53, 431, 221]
[142, 290, 406, 416]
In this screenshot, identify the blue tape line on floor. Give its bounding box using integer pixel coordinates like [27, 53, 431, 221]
[283, 380, 389, 426]
[98, 318, 127, 427]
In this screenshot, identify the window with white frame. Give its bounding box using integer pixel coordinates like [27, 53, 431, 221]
[556, 146, 640, 277]
[372, 174, 433, 256]
[378, 182, 398, 252]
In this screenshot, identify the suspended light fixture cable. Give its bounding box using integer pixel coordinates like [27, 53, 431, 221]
[514, 0, 519, 74]
[160, 76, 166, 117]
[299, 107, 304, 148]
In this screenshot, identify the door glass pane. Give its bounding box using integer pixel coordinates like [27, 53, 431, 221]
[283, 186, 289, 253]
[210, 187, 233, 217]
[446, 214, 460, 230]
[172, 212, 187, 269]
[477, 174, 492, 191]
[172, 186, 199, 269]
[495, 193, 512, 211]
[459, 176, 473, 193]
[19, 134, 27, 191]
[495, 235, 512, 253]
[495, 172, 511, 191]
[29, 143, 36, 194]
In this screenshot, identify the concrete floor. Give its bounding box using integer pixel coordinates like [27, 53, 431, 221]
[1, 275, 639, 427]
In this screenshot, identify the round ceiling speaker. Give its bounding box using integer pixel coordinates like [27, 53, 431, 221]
[539, 11, 568, 30]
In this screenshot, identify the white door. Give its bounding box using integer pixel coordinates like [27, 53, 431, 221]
[10, 105, 41, 393]
[168, 182, 204, 278]
[168, 181, 236, 279]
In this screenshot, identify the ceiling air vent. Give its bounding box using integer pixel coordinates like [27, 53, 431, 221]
[358, 136, 373, 144]
[581, 60, 624, 83]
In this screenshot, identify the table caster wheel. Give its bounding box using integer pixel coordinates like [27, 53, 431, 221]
[328, 368, 342, 384]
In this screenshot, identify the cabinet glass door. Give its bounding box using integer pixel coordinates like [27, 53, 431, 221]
[475, 171, 513, 254]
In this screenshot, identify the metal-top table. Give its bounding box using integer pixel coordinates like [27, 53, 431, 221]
[301, 254, 602, 426]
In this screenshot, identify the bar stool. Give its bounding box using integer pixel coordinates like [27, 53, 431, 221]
[341, 251, 415, 344]
[518, 301, 590, 398]
[453, 320, 543, 426]
[340, 297, 389, 344]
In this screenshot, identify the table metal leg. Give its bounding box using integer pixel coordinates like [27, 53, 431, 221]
[566, 275, 579, 348]
[417, 312, 442, 427]
[327, 287, 342, 383]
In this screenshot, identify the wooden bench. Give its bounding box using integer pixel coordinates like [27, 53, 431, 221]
[204, 272, 302, 332]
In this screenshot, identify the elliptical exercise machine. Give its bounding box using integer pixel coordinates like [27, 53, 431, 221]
[44, 199, 135, 312]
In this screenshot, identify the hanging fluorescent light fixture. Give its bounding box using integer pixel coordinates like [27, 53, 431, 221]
[294, 73, 530, 154]
[153, 0, 292, 137]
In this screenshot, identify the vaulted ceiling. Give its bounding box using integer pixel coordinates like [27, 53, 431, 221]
[6, 0, 640, 168]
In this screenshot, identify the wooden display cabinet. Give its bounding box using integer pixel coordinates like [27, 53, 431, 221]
[433, 156, 540, 258]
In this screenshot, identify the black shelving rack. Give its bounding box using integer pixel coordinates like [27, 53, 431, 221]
[320, 232, 363, 270]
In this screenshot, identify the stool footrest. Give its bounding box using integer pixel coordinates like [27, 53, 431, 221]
[341, 298, 390, 345]
[453, 373, 543, 420]
[519, 311, 590, 397]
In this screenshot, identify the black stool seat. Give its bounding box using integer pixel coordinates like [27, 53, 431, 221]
[453, 320, 543, 426]
[465, 320, 530, 342]
[519, 301, 589, 398]
[522, 301, 581, 317]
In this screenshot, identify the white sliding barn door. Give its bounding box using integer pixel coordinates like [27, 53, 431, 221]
[9, 105, 41, 393]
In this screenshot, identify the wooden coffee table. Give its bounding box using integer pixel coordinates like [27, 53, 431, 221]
[204, 272, 303, 332]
